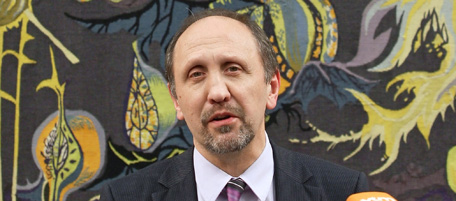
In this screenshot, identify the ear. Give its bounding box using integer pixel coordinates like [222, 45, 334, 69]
[168, 83, 185, 120]
[266, 69, 280, 110]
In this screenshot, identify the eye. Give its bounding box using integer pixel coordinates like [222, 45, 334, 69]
[226, 65, 241, 73]
[189, 71, 204, 78]
[227, 66, 238, 72]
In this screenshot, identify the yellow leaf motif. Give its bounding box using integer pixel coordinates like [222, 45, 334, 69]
[309, 9, 455, 175]
[36, 46, 84, 201]
[125, 59, 159, 150]
[0, 0, 28, 26]
[35, 112, 103, 201]
[447, 146, 456, 193]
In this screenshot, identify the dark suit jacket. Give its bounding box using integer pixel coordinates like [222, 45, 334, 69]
[100, 144, 369, 201]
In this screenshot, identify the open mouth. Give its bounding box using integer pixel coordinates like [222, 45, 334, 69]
[212, 115, 231, 121]
[202, 108, 242, 126]
[207, 111, 238, 124]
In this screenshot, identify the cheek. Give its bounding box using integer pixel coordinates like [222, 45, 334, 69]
[178, 91, 205, 119]
[234, 83, 268, 111]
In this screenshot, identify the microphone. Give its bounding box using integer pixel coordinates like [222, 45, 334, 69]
[346, 192, 397, 201]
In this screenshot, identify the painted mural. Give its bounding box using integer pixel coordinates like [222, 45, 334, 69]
[1, 0, 456, 200]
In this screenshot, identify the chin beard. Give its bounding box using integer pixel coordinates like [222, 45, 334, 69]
[202, 124, 255, 154]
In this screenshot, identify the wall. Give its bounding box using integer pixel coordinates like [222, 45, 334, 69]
[1, 0, 456, 200]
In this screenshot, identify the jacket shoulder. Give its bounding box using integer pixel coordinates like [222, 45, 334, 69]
[273, 145, 369, 200]
[99, 150, 191, 201]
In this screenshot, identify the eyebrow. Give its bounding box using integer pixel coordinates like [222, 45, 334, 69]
[184, 51, 250, 69]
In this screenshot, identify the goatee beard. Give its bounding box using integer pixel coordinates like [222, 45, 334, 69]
[200, 105, 255, 154]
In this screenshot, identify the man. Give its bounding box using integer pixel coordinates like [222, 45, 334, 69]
[100, 9, 368, 201]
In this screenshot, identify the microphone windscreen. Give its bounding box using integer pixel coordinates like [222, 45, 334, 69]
[346, 192, 397, 201]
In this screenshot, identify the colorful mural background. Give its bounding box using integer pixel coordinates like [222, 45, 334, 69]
[1, 0, 456, 200]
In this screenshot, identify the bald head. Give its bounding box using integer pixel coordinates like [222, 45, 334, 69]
[165, 9, 278, 98]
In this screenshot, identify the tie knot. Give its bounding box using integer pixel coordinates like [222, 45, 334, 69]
[228, 178, 246, 191]
[226, 178, 246, 201]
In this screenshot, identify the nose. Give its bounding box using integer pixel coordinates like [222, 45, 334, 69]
[206, 74, 231, 104]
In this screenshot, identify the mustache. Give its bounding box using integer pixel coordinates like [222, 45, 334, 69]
[201, 105, 245, 126]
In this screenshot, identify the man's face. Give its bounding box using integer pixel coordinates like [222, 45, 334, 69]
[170, 16, 279, 154]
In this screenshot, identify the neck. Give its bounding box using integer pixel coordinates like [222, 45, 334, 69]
[196, 131, 266, 177]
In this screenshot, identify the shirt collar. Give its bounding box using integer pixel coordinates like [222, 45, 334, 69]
[193, 133, 274, 201]
[194, 147, 232, 201]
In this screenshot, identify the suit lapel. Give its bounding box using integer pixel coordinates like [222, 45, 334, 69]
[151, 148, 198, 201]
[149, 144, 324, 200]
[272, 144, 323, 201]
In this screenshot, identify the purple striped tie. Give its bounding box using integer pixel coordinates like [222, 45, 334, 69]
[226, 178, 247, 201]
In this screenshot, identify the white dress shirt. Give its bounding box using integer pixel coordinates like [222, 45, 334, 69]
[194, 133, 275, 201]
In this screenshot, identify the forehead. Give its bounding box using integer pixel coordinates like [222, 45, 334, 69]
[184, 15, 251, 35]
[175, 16, 257, 52]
